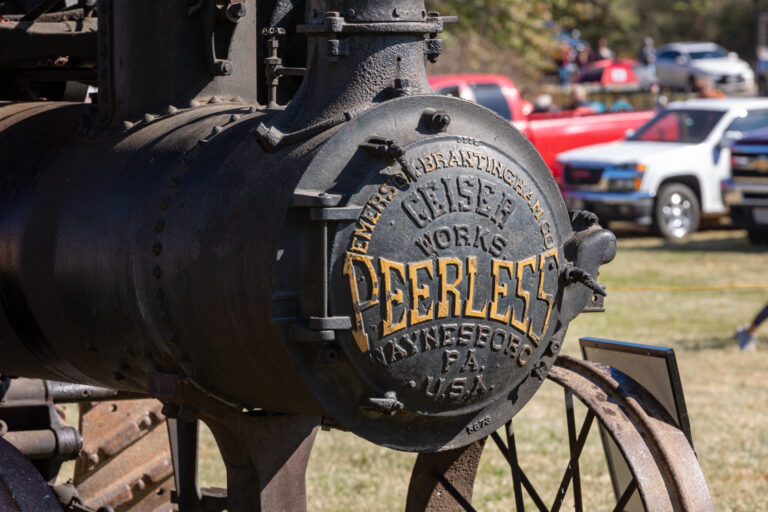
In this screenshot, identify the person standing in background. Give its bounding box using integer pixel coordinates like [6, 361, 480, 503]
[638, 36, 656, 73]
[736, 303, 768, 350]
[597, 38, 613, 60]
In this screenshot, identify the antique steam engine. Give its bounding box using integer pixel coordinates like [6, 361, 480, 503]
[0, 1, 712, 511]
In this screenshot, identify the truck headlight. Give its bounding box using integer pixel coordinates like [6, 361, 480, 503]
[607, 163, 645, 191]
[608, 178, 638, 191]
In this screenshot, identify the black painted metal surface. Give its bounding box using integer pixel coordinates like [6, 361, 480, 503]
[0, 0, 615, 453]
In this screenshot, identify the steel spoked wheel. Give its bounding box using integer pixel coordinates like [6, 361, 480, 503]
[405, 356, 714, 512]
[654, 183, 700, 241]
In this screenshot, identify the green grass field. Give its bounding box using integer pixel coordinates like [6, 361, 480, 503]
[197, 228, 768, 511]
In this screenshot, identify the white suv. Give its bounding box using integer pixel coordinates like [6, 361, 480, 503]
[656, 42, 755, 93]
[556, 99, 768, 241]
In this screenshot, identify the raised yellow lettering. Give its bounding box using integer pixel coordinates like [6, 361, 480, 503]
[464, 256, 488, 319]
[437, 257, 463, 318]
[343, 253, 379, 352]
[510, 256, 536, 333]
[380, 258, 407, 336]
[409, 259, 435, 326]
[529, 249, 559, 345]
[489, 259, 514, 323]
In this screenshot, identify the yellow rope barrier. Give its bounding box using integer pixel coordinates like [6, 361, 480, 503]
[608, 285, 768, 291]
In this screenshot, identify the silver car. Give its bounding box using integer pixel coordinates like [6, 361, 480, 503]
[656, 42, 755, 93]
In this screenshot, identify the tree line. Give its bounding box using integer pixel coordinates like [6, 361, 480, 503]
[429, 0, 758, 73]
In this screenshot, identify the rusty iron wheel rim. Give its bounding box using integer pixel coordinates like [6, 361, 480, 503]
[404, 355, 714, 512]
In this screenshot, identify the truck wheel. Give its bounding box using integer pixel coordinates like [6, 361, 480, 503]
[653, 183, 700, 242]
[747, 228, 768, 245]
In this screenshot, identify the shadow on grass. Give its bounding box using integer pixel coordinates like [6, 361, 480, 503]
[610, 227, 763, 254]
[673, 336, 738, 351]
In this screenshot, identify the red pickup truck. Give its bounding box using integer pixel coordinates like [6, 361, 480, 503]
[428, 74, 655, 179]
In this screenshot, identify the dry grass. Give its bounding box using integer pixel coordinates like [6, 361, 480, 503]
[196, 228, 768, 511]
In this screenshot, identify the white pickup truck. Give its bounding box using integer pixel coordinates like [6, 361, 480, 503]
[556, 98, 768, 240]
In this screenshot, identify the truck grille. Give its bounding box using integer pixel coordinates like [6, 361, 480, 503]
[732, 153, 768, 179]
[717, 74, 745, 85]
[564, 165, 603, 185]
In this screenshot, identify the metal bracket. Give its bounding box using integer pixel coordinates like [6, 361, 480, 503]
[189, 0, 246, 76]
[423, 38, 444, 63]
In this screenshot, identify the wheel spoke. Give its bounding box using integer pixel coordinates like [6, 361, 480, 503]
[612, 479, 638, 512]
[550, 409, 595, 512]
[432, 470, 478, 512]
[565, 391, 583, 512]
[505, 422, 526, 512]
[491, 432, 548, 512]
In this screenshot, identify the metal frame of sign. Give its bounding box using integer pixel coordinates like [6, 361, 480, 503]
[579, 337, 694, 511]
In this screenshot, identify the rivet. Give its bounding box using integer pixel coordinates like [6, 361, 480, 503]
[114, 371, 126, 381]
[166, 105, 179, 115]
[230, 114, 241, 123]
[122, 121, 134, 131]
[143, 113, 156, 123]
[169, 177, 180, 189]
[248, 105, 258, 113]
[152, 265, 162, 279]
[123, 344, 135, 356]
[168, 332, 179, 344]
[154, 288, 165, 301]
[87, 453, 99, 466]
[153, 242, 162, 255]
[407, 380, 416, 388]
[138, 416, 152, 430]
[161, 196, 171, 210]
[154, 219, 165, 233]
[189, 99, 201, 108]
[209, 96, 222, 104]
[180, 352, 190, 362]
[213, 126, 224, 135]
[159, 311, 169, 322]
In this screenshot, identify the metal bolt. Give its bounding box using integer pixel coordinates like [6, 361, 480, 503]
[153, 243, 162, 256]
[154, 288, 165, 301]
[87, 452, 99, 466]
[226, 2, 246, 22]
[347, 8, 356, 17]
[152, 265, 162, 279]
[430, 110, 451, 132]
[531, 362, 548, 382]
[154, 219, 165, 233]
[0, 419, 7, 436]
[320, 346, 340, 363]
[548, 342, 561, 355]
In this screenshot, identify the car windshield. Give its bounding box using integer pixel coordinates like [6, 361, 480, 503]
[690, 47, 728, 59]
[628, 109, 725, 143]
